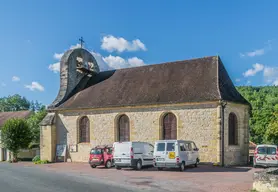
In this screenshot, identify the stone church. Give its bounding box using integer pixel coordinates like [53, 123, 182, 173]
[40, 47, 251, 165]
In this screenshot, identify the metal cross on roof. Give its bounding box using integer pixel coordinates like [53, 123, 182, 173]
[79, 37, 85, 48]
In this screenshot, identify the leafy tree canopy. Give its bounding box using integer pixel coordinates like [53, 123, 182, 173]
[0, 118, 33, 160]
[237, 86, 278, 144]
[27, 109, 47, 144]
[0, 94, 47, 144]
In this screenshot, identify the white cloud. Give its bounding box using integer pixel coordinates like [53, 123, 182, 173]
[12, 76, 20, 82]
[235, 78, 241, 82]
[246, 80, 251, 85]
[48, 62, 60, 73]
[70, 43, 81, 49]
[127, 57, 145, 67]
[243, 63, 264, 77]
[103, 55, 146, 69]
[101, 35, 147, 53]
[53, 53, 64, 60]
[240, 49, 265, 57]
[263, 67, 278, 85]
[1, 82, 6, 87]
[24, 82, 45, 92]
[91, 52, 113, 71]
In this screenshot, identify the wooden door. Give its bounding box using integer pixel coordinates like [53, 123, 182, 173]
[119, 115, 130, 142]
[163, 113, 177, 140]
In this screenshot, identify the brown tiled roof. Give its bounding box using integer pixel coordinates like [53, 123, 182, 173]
[56, 56, 250, 110]
[0, 110, 32, 127]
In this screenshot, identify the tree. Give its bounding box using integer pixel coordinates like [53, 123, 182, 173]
[265, 104, 278, 144]
[27, 109, 47, 144]
[0, 94, 30, 112]
[0, 118, 33, 162]
[237, 86, 278, 144]
[30, 100, 46, 112]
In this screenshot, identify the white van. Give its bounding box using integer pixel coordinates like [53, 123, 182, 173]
[253, 144, 278, 168]
[113, 141, 154, 170]
[153, 140, 200, 171]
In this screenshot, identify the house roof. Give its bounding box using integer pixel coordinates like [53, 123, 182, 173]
[0, 110, 32, 127]
[55, 56, 250, 110]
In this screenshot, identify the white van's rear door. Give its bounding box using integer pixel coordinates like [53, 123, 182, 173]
[154, 142, 166, 162]
[165, 142, 177, 164]
[113, 142, 131, 163]
[266, 146, 278, 165]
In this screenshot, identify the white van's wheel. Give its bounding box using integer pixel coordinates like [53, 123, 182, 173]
[180, 162, 185, 172]
[136, 160, 142, 170]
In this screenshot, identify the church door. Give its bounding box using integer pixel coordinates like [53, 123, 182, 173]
[163, 113, 177, 140]
[118, 115, 130, 142]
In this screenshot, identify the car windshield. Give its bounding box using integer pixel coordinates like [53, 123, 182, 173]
[90, 148, 102, 154]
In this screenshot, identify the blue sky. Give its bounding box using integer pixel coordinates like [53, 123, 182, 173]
[0, 0, 278, 106]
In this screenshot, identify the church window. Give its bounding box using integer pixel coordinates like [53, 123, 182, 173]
[79, 116, 90, 143]
[162, 113, 177, 140]
[118, 115, 130, 142]
[228, 113, 238, 145]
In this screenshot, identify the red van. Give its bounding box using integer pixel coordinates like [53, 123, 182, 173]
[89, 145, 114, 168]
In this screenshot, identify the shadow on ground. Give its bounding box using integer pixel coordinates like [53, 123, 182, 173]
[117, 164, 253, 173]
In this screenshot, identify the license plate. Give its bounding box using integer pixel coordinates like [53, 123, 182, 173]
[168, 152, 175, 159]
[114, 159, 121, 162]
[157, 158, 165, 161]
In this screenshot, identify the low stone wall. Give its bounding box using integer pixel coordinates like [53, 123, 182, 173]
[253, 168, 278, 192]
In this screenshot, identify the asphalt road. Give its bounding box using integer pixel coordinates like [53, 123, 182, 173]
[0, 163, 144, 192]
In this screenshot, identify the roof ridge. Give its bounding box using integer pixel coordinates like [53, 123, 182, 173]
[0, 110, 31, 113]
[100, 55, 218, 73]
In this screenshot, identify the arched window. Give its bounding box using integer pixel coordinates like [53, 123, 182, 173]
[162, 113, 177, 140]
[228, 113, 238, 145]
[79, 116, 90, 143]
[118, 115, 130, 142]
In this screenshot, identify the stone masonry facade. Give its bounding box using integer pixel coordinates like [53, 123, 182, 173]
[40, 101, 249, 165]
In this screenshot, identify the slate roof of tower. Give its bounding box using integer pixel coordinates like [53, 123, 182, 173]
[55, 56, 250, 110]
[0, 110, 32, 127]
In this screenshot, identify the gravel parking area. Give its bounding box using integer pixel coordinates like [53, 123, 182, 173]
[14, 162, 263, 192]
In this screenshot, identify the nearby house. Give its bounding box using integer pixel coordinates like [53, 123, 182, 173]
[40, 47, 251, 165]
[0, 110, 32, 161]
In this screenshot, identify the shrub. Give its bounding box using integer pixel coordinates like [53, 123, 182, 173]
[34, 160, 49, 164]
[32, 155, 40, 162]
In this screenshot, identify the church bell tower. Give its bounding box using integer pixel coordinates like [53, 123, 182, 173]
[48, 45, 100, 109]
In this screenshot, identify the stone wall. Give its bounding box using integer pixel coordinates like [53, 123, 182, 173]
[55, 103, 219, 162]
[253, 168, 278, 192]
[52, 102, 249, 164]
[40, 125, 56, 162]
[223, 103, 250, 165]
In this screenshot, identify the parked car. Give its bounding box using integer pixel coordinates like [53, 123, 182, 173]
[253, 144, 278, 168]
[88, 145, 114, 168]
[153, 140, 200, 171]
[113, 141, 154, 170]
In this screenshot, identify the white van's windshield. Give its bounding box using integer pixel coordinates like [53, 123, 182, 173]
[157, 143, 165, 151]
[166, 143, 175, 151]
